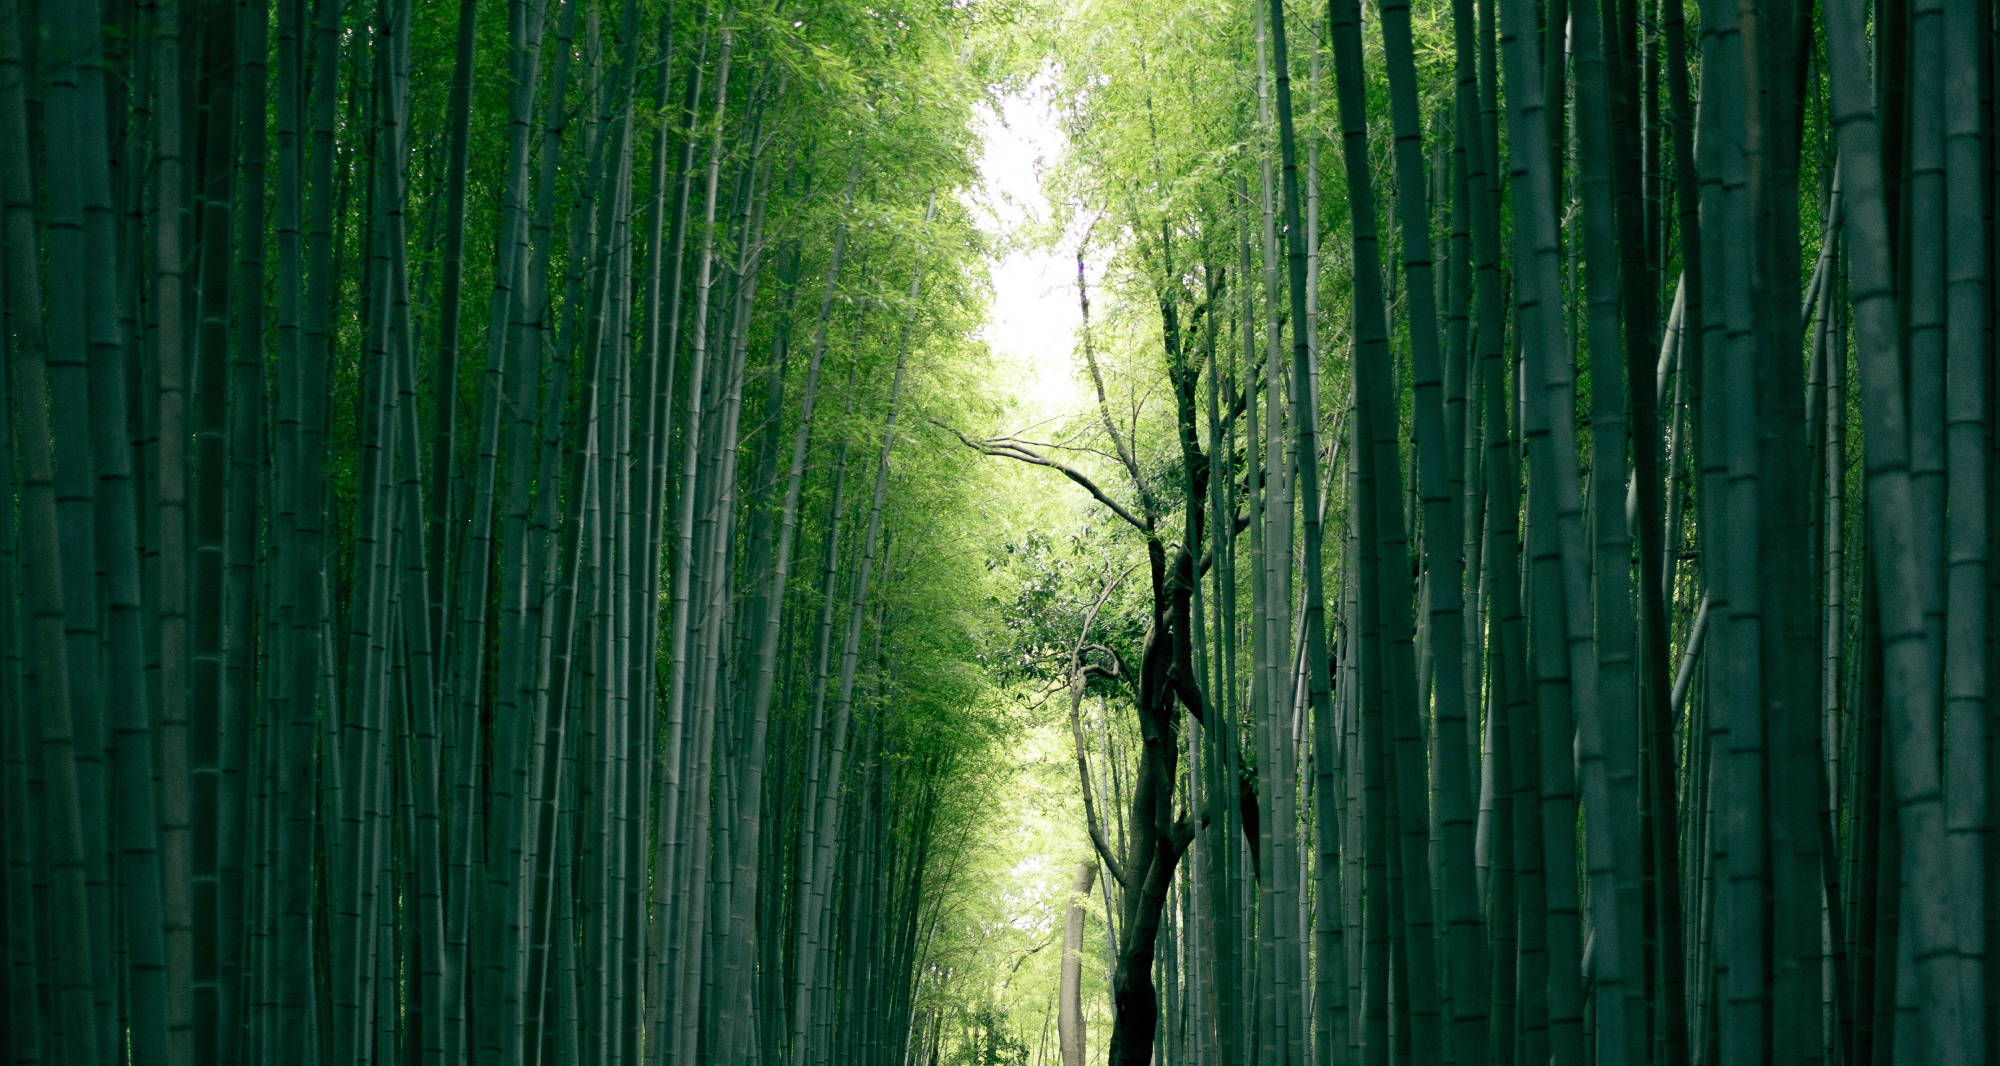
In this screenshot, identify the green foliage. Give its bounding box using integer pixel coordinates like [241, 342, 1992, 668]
[982, 523, 1147, 694]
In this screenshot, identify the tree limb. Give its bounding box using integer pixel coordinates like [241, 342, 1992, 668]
[933, 418, 1152, 533]
[1068, 562, 1143, 889]
[1078, 241, 1145, 491]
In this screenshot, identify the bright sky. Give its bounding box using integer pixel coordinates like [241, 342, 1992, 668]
[963, 82, 1105, 1005]
[968, 80, 1086, 431]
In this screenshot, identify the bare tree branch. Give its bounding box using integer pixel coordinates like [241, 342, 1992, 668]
[933, 418, 1153, 533]
[1068, 562, 1142, 889]
[1077, 239, 1144, 488]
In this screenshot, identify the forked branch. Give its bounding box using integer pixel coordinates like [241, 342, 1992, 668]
[933, 419, 1152, 533]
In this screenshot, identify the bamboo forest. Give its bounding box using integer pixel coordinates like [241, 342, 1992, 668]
[3, 0, 1999, 1062]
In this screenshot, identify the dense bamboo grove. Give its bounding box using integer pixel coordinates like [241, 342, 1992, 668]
[2, 0, 1015, 1063]
[974, 0, 1997, 1062]
[3, 0, 1997, 1064]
